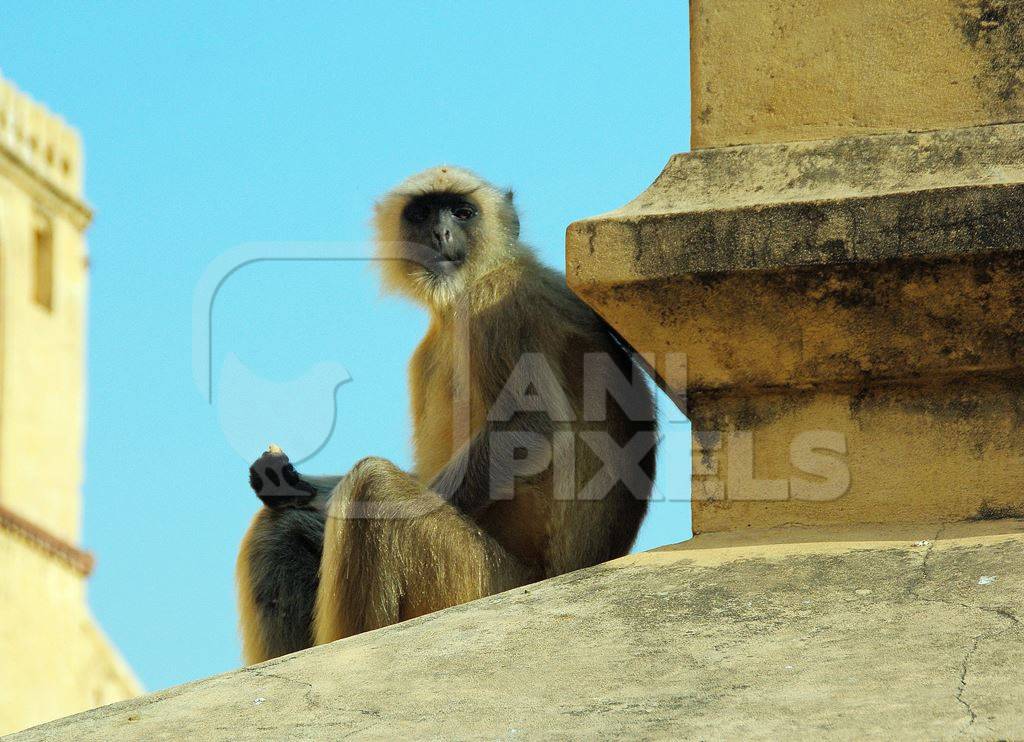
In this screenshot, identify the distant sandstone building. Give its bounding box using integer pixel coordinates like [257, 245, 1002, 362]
[0, 72, 139, 735]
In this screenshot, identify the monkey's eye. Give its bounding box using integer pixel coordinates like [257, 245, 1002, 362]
[403, 203, 430, 224]
[452, 204, 476, 221]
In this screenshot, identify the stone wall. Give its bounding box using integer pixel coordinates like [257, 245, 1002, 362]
[0, 532, 138, 735]
[0, 169, 89, 543]
[0, 72, 139, 735]
[691, 0, 1024, 148]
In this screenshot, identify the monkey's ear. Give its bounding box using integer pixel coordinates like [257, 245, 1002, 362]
[504, 189, 515, 202]
[507, 204, 520, 239]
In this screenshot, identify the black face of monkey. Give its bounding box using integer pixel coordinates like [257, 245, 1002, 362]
[401, 192, 479, 274]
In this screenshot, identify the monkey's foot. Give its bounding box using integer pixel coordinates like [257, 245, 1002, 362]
[248, 444, 317, 510]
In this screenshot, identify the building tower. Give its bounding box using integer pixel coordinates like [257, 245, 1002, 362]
[0, 72, 139, 735]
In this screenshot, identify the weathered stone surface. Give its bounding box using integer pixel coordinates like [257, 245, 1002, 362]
[692, 0, 1024, 148]
[686, 378, 1024, 533]
[11, 520, 1024, 741]
[570, 122, 1024, 284]
[567, 122, 1024, 532]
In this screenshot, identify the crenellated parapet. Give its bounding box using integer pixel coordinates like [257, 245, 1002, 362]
[0, 71, 84, 200]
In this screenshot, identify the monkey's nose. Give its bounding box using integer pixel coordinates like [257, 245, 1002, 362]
[433, 228, 452, 247]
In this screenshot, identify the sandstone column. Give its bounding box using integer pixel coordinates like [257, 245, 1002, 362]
[567, 0, 1024, 533]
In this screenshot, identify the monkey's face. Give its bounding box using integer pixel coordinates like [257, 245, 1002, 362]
[400, 192, 480, 277]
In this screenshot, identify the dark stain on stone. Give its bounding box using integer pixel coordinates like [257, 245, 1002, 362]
[585, 223, 596, 256]
[621, 184, 1024, 282]
[845, 373, 1024, 458]
[693, 430, 721, 472]
[902, 387, 981, 420]
[960, 0, 1024, 107]
[971, 500, 1024, 520]
[733, 398, 771, 429]
[819, 238, 847, 260]
[630, 221, 644, 264]
[687, 389, 806, 432]
[590, 245, 1024, 397]
[972, 259, 995, 285]
[848, 383, 873, 416]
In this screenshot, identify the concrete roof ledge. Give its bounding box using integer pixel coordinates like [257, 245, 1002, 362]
[12, 520, 1024, 740]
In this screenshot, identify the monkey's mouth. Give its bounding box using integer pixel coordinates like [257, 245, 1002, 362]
[397, 242, 465, 278]
[428, 253, 465, 276]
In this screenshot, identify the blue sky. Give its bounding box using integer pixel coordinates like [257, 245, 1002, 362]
[1, 1, 690, 691]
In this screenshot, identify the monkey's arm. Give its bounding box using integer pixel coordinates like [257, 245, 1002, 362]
[429, 413, 555, 514]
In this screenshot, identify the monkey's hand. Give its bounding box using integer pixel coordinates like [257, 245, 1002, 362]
[248, 444, 317, 510]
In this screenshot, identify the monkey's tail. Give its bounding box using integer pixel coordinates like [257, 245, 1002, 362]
[600, 317, 686, 416]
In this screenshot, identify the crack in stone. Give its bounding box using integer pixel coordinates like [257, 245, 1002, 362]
[953, 606, 1021, 735]
[901, 537, 1021, 736]
[338, 720, 383, 739]
[955, 634, 982, 731]
[995, 606, 1022, 625]
[906, 524, 946, 600]
[246, 667, 319, 709]
[920, 524, 946, 582]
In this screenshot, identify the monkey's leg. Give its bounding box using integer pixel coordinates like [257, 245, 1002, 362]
[236, 504, 326, 664]
[314, 457, 532, 644]
[237, 446, 346, 664]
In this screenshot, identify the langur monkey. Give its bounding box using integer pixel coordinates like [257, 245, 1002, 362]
[236, 167, 657, 664]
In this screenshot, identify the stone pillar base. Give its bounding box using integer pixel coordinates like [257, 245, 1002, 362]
[689, 377, 1023, 533]
[567, 122, 1024, 533]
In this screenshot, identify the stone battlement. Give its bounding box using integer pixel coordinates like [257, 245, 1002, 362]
[0, 71, 84, 199]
